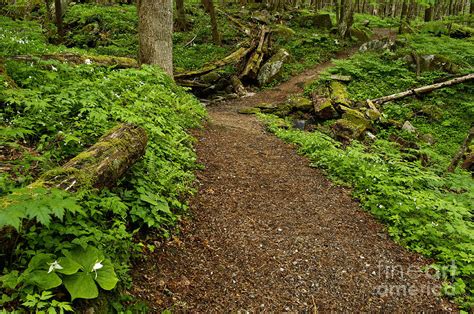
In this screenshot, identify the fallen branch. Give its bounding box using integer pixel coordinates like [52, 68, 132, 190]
[217, 9, 253, 36]
[174, 45, 255, 79]
[240, 27, 270, 80]
[183, 35, 198, 48]
[10, 53, 138, 69]
[32, 123, 147, 192]
[447, 126, 474, 173]
[370, 73, 474, 105]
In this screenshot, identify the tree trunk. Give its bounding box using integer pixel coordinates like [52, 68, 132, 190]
[337, 0, 354, 38]
[370, 73, 474, 105]
[202, 0, 221, 45]
[137, 0, 173, 77]
[424, 5, 433, 21]
[175, 0, 187, 31]
[447, 127, 474, 173]
[54, 0, 64, 40]
[36, 124, 148, 191]
[398, 0, 409, 34]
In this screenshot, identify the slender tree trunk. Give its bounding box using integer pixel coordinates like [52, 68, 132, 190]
[424, 4, 433, 21]
[399, 0, 408, 34]
[202, 0, 221, 45]
[137, 0, 173, 77]
[175, 0, 187, 31]
[54, 0, 64, 41]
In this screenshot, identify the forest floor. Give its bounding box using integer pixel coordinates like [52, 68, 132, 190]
[131, 29, 456, 312]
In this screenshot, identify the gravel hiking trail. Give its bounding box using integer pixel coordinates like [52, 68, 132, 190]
[131, 30, 455, 312]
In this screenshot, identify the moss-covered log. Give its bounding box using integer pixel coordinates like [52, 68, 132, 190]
[10, 53, 139, 69]
[34, 123, 147, 191]
[174, 45, 255, 79]
[240, 27, 270, 80]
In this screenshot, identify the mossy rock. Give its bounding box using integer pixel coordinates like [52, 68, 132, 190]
[329, 81, 351, 106]
[350, 27, 370, 42]
[365, 108, 381, 121]
[313, 96, 339, 120]
[332, 118, 368, 140]
[200, 71, 221, 84]
[238, 107, 261, 115]
[287, 95, 313, 112]
[257, 48, 290, 86]
[272, 24, 296, 39]
[313, 14, 333, 29]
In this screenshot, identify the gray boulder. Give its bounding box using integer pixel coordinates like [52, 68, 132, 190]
[257, 48, 290, 86]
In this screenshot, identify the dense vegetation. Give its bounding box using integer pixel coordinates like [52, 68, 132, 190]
[262, 21, 474, 308]
[1, 16, 205, 312]
[0, 0, 473, 312]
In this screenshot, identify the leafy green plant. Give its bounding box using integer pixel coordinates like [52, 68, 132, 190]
[22, 291, 73, 314]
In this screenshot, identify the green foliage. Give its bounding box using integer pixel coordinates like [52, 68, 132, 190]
[403, 32, 474, 69]
[0, 16, 206, 311]
[277, 29, 474, 309]
[64, 4, 138, 58]
[0, 188, 80, 230]
[354, 13, 400, 28]
[261, 114, 473, 309]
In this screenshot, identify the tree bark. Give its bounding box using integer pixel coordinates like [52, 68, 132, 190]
[447, 127, 474, 173]
[370, 73, 474, 105]
[137, 0, 173, 77]
[337, 0, 354, 38]
[54, 0, 64, 40]
[175, 0, 188, 31]
[424, 4, 433, 21]
[35, 124, 148, 191]
[174, 45, 256, 79]
[202, 0, 222, 45]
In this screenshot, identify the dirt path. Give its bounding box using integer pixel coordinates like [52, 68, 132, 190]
[131, 32, 455, 312]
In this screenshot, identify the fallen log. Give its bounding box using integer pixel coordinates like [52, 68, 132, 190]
[10, 53, 139, 69]
[447, 126, 474, 173]
[217, 9, 253, 36]
[240, 27, 270, 80]
[370, 73, 474, 105]
[32, 123, 148, 191]
[174, 45, 255, 79]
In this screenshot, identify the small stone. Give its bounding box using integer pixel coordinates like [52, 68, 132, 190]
[420, 133, 436, 145]
[402, 121, 417, 133]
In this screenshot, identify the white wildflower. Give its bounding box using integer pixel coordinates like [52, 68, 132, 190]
[92, 260, 103, 279]
[84, 58, 92, 65]
[51, 65, 58, 72]
[48, 260, 63, 274]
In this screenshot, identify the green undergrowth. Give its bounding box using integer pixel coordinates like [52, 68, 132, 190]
[272, 26, 345, 85]
[260, 112, 473, 308]
[280, 31, 474, 308]
[63, 3, 242, 72]
[0, 16, 206, 312]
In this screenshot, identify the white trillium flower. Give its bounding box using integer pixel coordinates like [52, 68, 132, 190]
[84, 58, 92, 65]
[48, 260, 63, 274]
[92, 260, 104, 279]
